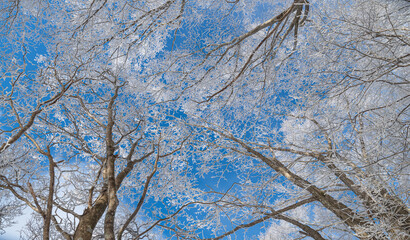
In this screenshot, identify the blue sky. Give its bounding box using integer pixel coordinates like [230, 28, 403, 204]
[0, 0, 385, 239]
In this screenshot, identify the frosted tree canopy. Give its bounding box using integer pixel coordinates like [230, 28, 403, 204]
[0, 0, 409, 239]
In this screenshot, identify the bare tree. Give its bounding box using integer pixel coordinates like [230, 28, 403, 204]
[0, 0, 408, 240]
[179, 0, 409, 239]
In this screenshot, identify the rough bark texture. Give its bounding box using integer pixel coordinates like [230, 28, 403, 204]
[43, 153, 55, 240]
[104, 153, 118, 240]
[73, 194, 108, 240]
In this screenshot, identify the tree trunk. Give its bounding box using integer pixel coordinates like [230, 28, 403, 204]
[73, 194, 108, 240]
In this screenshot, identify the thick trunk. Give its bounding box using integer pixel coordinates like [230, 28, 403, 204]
[104, 155, 118, 240]
[73, 194, 108, 240]
[43, 155, 55, 240]
[104, 84, 119, 240]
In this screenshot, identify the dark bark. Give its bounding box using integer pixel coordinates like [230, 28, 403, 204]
[43, 150, 55, 240]
[73, 193, 108, 240]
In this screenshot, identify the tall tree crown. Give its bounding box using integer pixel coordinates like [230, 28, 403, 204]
[0, 0, 408, 239]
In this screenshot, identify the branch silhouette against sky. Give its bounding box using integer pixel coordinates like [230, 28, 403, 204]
[0, 0, 409, 239]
